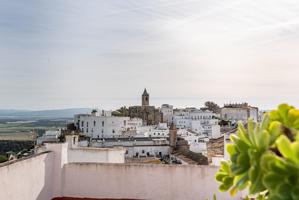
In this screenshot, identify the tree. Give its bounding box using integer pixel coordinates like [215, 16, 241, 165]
[216, 104, 299, 200]
[205, 101, 220, 113]
[114, 106, 129, 117]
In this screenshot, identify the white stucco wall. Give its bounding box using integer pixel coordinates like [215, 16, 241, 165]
[0, 152, 54, 200]
[68, 147, 125, 163]
[62, 163, 242, 200]
[125, 145, 169, 157]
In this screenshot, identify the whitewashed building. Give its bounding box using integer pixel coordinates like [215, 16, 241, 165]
[90, 137, 169, 158]
[37, 130, 62, 145]
[178, 129, 209, 156]
[160, 104, 173, 124]
[74, 110, 142, 138]
[220, 103, 259, 123]
[172, 108, 220, 137]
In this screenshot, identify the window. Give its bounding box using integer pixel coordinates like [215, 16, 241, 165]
[142, 150, 145, 154]
[102, 121, 104, 126]
[94, 121, 96, 126]
[81, 121, 84, 127]
[87, 122, 89, 127]
[112, 129, 115, 134]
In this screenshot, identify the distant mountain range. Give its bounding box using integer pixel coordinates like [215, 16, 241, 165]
[0, 108, 92, 119]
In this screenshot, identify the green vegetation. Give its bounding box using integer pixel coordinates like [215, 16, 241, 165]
[0, 154, 8, 163]
[0, 119, 67, 134]
[216, 104, 299, 200]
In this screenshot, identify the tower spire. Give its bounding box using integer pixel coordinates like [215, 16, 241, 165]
[142, 88, 149, 106]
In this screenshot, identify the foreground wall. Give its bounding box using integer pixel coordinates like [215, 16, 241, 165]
[0, 148, 243, 200]
[62, 163, 242, 200]
[0, 152, 54, 200]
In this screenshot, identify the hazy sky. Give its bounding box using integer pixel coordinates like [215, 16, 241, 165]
[1, 0, 299, 110]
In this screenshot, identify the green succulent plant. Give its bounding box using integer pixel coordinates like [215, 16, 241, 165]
[216, 104, 299, 200]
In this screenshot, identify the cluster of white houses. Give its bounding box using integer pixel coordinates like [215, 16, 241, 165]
[71, 90, 259, 160]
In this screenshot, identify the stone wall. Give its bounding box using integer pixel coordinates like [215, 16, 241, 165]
[128, 106, 161, 125]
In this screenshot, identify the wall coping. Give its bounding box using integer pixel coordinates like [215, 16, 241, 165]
[65, 162, 219, 169]
[0, 151, 52, 168]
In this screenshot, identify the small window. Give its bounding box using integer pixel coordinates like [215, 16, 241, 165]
[102, 121, 104, 126]
[142, 150, 145, 154]
[94, 121, 96, 126]
[112, 129, 115, 133]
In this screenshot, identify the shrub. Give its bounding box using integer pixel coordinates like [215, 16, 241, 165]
[0, 154, 8, 163]
[216, 104, 299, 200]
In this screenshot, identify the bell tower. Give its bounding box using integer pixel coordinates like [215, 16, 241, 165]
[142, 88, 149, 106]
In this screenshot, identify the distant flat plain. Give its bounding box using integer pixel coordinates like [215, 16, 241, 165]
[0, 118, 69, 141]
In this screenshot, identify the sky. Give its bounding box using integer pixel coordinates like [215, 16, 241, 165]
[1, 0, 299, 110]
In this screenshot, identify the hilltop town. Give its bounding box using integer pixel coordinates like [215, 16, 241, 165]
[0, 89, 260, 200]
[33, 88, 260, 166]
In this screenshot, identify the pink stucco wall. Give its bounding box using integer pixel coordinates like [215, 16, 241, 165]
[0, 149, 243, 200]
[0, 152, 54, 200]
[62, 163, 242, 200]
